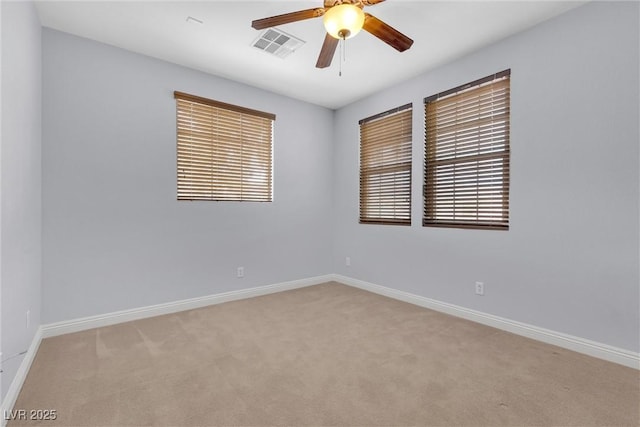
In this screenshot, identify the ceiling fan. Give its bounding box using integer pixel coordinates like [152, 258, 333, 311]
[251, 0, 414, 69]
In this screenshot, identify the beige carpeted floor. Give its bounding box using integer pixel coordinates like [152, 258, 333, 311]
[10, 282, 640, 426]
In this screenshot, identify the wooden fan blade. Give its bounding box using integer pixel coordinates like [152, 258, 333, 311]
[363, 13, 413, 52]
[316, 33, 339, 68]
[252, 8, 325, 30]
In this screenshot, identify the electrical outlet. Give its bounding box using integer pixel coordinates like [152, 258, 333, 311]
[237, 267, 244, 278]
[346, 257, 351, 267]
[475, 282, 484, 296]
[26, 310, 30, 329]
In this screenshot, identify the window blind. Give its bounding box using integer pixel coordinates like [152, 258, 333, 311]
[359, 104, 412, 225]
[174, 91, 275, 202]
[424, 70, 510, 230]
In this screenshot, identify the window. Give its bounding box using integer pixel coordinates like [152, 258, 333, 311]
[423, 70, 510, 230]
[174, 91, 275, 201]
[359, 104, 412, 225]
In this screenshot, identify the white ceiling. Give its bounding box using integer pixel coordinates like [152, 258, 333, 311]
[35, 1, 586, 109]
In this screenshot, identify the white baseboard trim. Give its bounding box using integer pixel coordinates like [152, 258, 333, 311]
[41, 274, 333, 338]
[1, 327, 43, 427]
[332, 274, 640, 370]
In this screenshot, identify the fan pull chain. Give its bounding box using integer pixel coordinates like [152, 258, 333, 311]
[343, 35, 347, 61]
[339, 35, 348, 77]
[339, 37, 343, 77]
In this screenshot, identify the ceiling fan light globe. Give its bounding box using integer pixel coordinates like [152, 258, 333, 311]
[323, 4, 365, 40]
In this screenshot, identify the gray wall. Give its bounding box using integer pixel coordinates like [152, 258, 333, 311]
[1, 1, 42, 400]
[42, 29, 334, 323]
[332, 1, 639, 353]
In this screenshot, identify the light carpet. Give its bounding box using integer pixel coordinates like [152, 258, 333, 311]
[10, 282, 640, 426]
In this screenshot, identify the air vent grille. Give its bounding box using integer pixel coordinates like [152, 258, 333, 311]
[252, 28, 305, 59]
